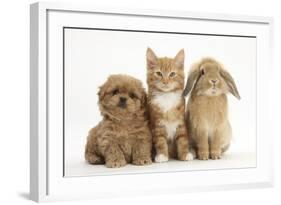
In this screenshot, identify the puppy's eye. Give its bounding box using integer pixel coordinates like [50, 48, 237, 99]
[201, 69, 205, 75]
[155, 71, 163, 77]
[129, 92, 137, 99]
[112, 89, 119, 95]
[169, 72, 176, 77]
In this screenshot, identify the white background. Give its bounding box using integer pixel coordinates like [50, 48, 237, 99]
[64, 28, 256, 176]
[0, 0, 280, 204]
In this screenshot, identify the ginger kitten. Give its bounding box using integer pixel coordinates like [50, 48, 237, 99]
[146, 47, 193, 162]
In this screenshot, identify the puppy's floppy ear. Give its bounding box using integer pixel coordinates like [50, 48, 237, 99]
[98, 83, 106, 101]
[174, 49, 185, 69]
[183, 68, 200, 97]
[140, 90, 148, 108]
[146, 47, 158, 69]
[220, 69, 241, 100]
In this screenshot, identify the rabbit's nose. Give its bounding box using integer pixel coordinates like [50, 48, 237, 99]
[210, 79, 218, 84]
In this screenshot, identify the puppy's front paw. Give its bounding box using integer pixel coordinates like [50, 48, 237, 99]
[106, 159, 126, 168]
[210, 151, 222, 160]
[198, 151, 209, 160]
[155, 154, 168, 163]
[133, 157, 152, 166]
[86, 154, 104, 164]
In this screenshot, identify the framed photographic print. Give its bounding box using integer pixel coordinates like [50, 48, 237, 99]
[30, 2, 274, 202]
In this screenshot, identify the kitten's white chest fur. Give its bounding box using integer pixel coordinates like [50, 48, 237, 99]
[152, 91, 182, 141]
[161, 120, 180, 141]
[152, 91, 182, 112]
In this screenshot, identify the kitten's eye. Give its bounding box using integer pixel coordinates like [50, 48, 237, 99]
[155, 71, 163, 77]
[129, 92, 137, 99]
[169, 72, 176, 77]
[201, 69, 205, 75]
[112, 89, 119, 95]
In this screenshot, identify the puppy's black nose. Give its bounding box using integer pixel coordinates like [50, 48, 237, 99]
[118, 97, 127, 108]
[120, 97, 127, 103]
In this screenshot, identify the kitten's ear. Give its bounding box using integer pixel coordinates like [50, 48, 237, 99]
[146, 47, 158, 69]
[174, 49, 185, 69]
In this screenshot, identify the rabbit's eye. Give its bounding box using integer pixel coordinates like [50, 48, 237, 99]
[169, 72, 176, 77]
[112, 89, 119, 95]
[201, 69, 205, 75]
[155, 71, 163, 77]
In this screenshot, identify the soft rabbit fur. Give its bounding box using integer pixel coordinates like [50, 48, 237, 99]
[183, 58, 240, 160]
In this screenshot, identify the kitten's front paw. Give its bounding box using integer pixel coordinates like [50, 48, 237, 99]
[133, 157, 152, 166]
[106, 158, 126, 168]
[178, 152, 194, 161]
[155, 154, 168, 163]
[210, 151, 222, 160]
[198, 151, 209, 160]
[185, 152, 194, 161]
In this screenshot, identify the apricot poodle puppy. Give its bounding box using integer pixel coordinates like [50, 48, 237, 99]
[85, 74, 152, 168]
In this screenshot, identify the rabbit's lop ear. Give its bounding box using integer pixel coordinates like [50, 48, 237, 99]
[220, 69, 241, 100]
[183, 69, 200, 97]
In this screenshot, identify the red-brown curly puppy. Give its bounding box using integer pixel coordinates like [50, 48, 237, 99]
[85, 74, 152, 168]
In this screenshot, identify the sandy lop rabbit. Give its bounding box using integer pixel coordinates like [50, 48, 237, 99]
[183, 58, 240, 160]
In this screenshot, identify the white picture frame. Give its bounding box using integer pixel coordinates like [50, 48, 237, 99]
[30, 2, 274, 202]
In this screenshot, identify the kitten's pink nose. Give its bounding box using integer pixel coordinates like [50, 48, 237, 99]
[163, 78, 169, 84]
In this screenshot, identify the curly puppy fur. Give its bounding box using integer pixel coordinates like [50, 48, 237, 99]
[183, 58, 240, 160]
[85, 74, 152, 168]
